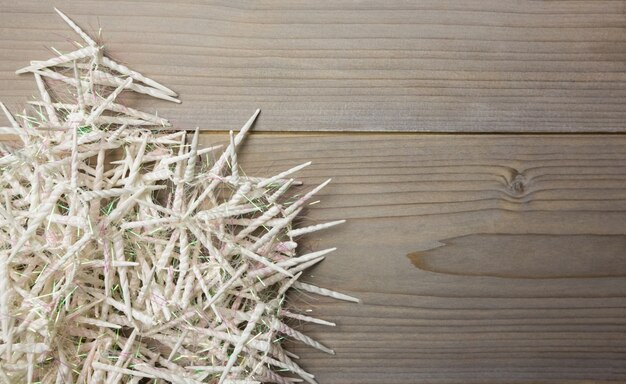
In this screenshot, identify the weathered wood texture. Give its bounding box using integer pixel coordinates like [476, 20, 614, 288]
[213, 133, 626, 383]
[1, 1, 625, 132]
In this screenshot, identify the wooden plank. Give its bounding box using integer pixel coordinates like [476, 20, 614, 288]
[0, 1, 625, 132]
[198, 133, 626, 383]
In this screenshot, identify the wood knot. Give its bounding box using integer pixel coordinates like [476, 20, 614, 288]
[507, 170, 526, 195]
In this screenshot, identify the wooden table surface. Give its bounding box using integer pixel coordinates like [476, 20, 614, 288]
[1, 2, 626, 383]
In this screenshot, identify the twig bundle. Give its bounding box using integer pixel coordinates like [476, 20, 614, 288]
[0, 9, 357, 384]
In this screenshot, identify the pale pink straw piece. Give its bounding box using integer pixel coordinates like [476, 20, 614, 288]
[238, 247, 293, 277]
[0, 102, 28, 144]
[0, 127, 18, 135]
[113, 234, 134, 322]
[91, 362, 154, 380]
[0, 343, 49, 354]
[8, 183, 65, 262]
[0, 253, 11, 352]
[234, 205, 281, 240]
[100, 56, 177, 97]
[249, 248, 336, 279]
[160, 144, 222, 166]
[144, 265, 247, 338]
[106, 123, 129, 142]
[292, 281, 360, 303]
[74, 316, 122, 330]
[261, 356, 315, 384]
[29, 60, 91, 69]
[275, 321, 334, 355]
[54, 8, 98, 47]
[250, 257, 325, 293]
[31, 67, 84, 87]
[200, 264, 248, 310]
[119, 217, 178, 230]
[218, 302, 265, 384]
[89, 145, 107, 218]
[173, 229, 190, 303]
[267, 178, 295, 204]
[94, 115, 154, 126]
[185, 366, 243, 374]
[85, 78, 133, 126]
[166, 328, 190, 362]
[226, 182, 252, 207]
[284, 178, 332, 216]
[287, 220, 346, 237]
[76, 341, 99, 383]
[33, 74, 60, 126]
[28, 100, 170, 126]
[183, 127, 200, 183]
[133, 364, 201, 384]
[105, 186, 162, 224]
[209, 109, 260, 176]
[248, 208, 302, 253]
[229, 130, 239, 180]
[257, 162, 311, 189]
[70, 115, 79, 191]
[92, 70, 181, 103]
[280, 310, 336, 327]
[80, 188, 131, 201]
[30, 233, 91, 297]
[15, 46, 98, 74]
[92, 294, 153, 326]
[107, 329, 138, 384]
[73, 60, 86, 114]
[155, 229, 180, 270]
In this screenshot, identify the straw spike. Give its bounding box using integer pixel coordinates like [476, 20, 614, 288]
[287, 220, 346, 237]
[54, 8, 97, 47]
[100, 56, 177, 96]
[15, 46, 98, 74]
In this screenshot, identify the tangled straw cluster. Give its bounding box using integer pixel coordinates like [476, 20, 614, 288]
[0, 9, 357, 384]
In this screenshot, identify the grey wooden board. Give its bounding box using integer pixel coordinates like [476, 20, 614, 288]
[0, 1, 625, 132]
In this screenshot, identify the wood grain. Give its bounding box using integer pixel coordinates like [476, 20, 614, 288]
[1, 1, 625, 132]
[202, 133, 626, 383]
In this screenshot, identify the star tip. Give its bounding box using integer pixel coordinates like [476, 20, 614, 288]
[54, 7, 69, 18]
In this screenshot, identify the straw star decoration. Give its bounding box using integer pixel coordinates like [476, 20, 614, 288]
[0, 9, 357, 384]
